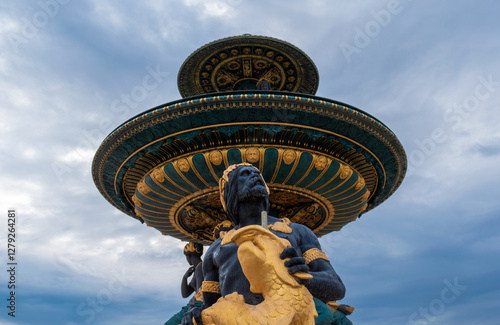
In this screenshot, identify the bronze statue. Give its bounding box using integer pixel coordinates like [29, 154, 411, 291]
[164, 242, 204, 325]
[182, 163, 352, 324]
[203, 224, 318, 324]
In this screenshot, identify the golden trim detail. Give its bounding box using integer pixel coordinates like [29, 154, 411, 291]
[209, 150, 223, 166]
[268, 218, 292, 234]
[110, 116, 391, 195]
[302, 248, 330, 264]
[283, 149, 296, 165]
[201, 281, 221, 294]
[115, 121, 385, 209]
[245, 147, 260, 163]
[128, 144, 379, 242]
[177, 158, 190, 172]
[184, 242, 203, 254]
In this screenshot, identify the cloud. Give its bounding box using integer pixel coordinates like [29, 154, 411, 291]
[1, 1, 499, 324]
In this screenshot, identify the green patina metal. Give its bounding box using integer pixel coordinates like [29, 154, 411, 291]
[92, 35, 406, 243]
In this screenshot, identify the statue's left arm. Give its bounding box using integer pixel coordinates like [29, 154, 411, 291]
[200, 240, 222, 309]
[294, 225, 346, 302]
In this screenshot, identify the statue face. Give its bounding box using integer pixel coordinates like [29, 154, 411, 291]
[209, 150, 223, 165]
[185, 252, 201, 266]
[246, 148, 260, 163]
[186, 254, 194, 266]
[315, 156, 327, 170]
[223, 165, 270, 225]
[177, 158, 190, 172]
[235, 166, 268, 202]
[283, 150, 296, 165]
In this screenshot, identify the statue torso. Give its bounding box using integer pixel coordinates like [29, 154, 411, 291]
[210, 218, 313, 305]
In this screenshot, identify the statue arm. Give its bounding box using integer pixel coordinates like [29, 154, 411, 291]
[181, 266, 195, 298]
[297, 226, 346, 302]
[181, 248, 220, 325]
[305, 258, 345, 302]
[201, 243, 222, 308]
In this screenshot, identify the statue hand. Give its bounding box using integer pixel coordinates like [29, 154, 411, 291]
[280, 247, 310, 284]
[181, 306, 203, 325]
[184, 265, 195, 278]
[337, 304, 354, 315]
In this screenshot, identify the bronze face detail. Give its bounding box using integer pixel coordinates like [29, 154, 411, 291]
[178, 158, 190, 172]
[283, 150, 296, 165]
[209, 150, 223, 166]
[245, 148, 260, 163]
[315, 156, 328, 171]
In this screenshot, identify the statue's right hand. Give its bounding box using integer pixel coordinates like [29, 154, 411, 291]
[184, 265, 195, 277]
[280, 247, 310, 284]
[181, 306, 202, 325]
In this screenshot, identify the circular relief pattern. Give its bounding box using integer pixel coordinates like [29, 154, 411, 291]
[283, 150, 297, 165]
[209, 150, 223, 166]
[254, 60, 270, 70]
[245, 147, 260, 163]
[178, 34, 319, 97]
[227, 61, 241, 71]
[177, 158, 190, 172]
[205, 52, 292, 92]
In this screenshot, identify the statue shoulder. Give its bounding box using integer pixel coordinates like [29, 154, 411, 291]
[268, 216, 314, 236]
[204, 238, 221, 266]
[281, 218, 314, 236]
[289, 220, 313, 233]
[268, 217, 321, 251]
[288, 221, 322, 251]
[208, 237, 222, 251]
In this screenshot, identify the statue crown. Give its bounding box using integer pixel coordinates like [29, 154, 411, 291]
[184, 241, 202, 254]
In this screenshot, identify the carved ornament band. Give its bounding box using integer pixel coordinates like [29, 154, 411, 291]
[201, 281, 221, 294]
[302, 248, 330, 264]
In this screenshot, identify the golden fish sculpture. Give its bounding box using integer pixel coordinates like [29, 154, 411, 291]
[202, 225, 317, 325]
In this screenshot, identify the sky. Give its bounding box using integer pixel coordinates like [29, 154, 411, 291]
[1, 0, 499, 324]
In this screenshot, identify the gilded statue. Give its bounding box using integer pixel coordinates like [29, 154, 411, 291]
[181, 163, 352, 325]
[203, 224, 317, 324]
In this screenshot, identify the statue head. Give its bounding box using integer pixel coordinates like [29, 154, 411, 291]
[219, 163, 270, 225]
[184, 241, 203, 264]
